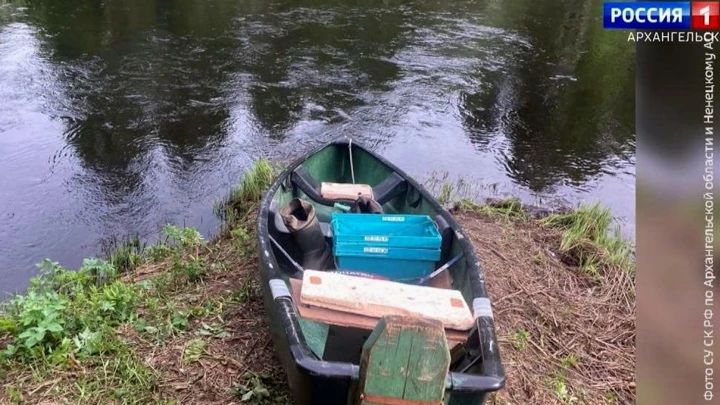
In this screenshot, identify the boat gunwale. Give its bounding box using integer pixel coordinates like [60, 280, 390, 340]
[256, 138, 506, 395]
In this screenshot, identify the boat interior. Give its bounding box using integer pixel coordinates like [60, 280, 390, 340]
[264, 141, 481, 366]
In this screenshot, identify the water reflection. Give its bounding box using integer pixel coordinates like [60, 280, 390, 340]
[237, 6, 411, 137]
[21, 0, 244, 197]
[0, 0, 635, 292]
[459, 0, 634, 191]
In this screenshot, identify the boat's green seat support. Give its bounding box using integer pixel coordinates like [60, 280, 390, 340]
[356, 315, 450, 405]
[290, 166, 408, 207]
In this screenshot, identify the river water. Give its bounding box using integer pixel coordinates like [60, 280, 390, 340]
[0, 0, 634, 293]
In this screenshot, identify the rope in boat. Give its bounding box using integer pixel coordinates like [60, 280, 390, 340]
[268, 235, 304, 274]
[348, 137, 356, 184]
[416, 252, 464, 285]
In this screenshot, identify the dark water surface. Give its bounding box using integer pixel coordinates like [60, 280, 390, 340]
[0, 0, 634, 293]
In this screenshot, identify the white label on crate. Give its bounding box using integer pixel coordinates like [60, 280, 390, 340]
[363, 247, 388, 254]
[364, 235, 389, 242]
[381, 216, 405, 222]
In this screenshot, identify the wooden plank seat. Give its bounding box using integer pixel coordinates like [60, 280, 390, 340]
[320, 182, 373, 200]
[290, 270, 474, 346]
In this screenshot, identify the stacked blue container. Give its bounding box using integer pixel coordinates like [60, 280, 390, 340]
[331, 213, 442, 281]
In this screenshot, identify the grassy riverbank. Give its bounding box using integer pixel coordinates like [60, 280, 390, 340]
[0, 160, 288, 404]
[0, 162, 635, 404]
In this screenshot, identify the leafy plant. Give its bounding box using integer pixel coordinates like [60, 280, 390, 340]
[5, 386, 22, 403]
[0, 316, 18, 335]
[134, 302, 188, 339]
[81, 258, 117, 285]
[12, 291, 68, 350]
[145, 244, 172, 262]
[171, 311, 189, 331]
[172, 257, 205, 283]
[531, 251, 546, 265]
[230, 227, 249, 243]
[73, 328, 105, 356]
[164, 225, 204, 248]
[511, 330, 530, 351]
[551, 367, 580, 404]
[92, 281, 139, 324]
[133, 318, 158, 336]
[230, 372, 271, 403]
[183, 339, 206, 364]
[2, 257, 140, 361]
[0, 159, 278, 403]
[230, 227, 253, 254]
[31, 259, 89, 294]
[197, 322, 229, 339]
[552, 378, 578, 403]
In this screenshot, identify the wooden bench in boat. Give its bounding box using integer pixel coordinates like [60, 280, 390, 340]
[320, 182, 373, 200]
[289, 270, 474, 345]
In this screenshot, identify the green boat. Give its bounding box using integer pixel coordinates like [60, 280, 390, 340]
[257, 139, 505, 405]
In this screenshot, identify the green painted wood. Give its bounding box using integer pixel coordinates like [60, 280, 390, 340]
[356, 315, 450, 405]
[296, 317, 328, 359]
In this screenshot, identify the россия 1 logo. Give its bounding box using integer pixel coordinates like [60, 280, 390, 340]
[692, 2, 720, 29]
[604, 1, 719, 30]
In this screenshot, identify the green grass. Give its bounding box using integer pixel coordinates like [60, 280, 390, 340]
[0, 159, 280, 403]
[457, 198, 634, 276]
[511, 330, 531, 351]
[231, 159, 274, 203]
[457, 198, 527, 220]
[216, 159, 274, 212]
[423, 171, 499, 204]
[540, 203, 634, 273]
[107, 236, 145, 273]
[551, 375, 579, 404]
[214, 159, 275, 230]
[560, 354, 578, 370]
[437, 181, 455, 205]
[233, 277, 259, 304]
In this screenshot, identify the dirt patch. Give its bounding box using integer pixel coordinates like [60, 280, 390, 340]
[129, 302, 282, 404]
[455, 210, 635, 404]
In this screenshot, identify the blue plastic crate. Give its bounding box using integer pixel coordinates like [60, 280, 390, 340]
[333, 244, 440, 281]
[331, 213, 441, 249]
